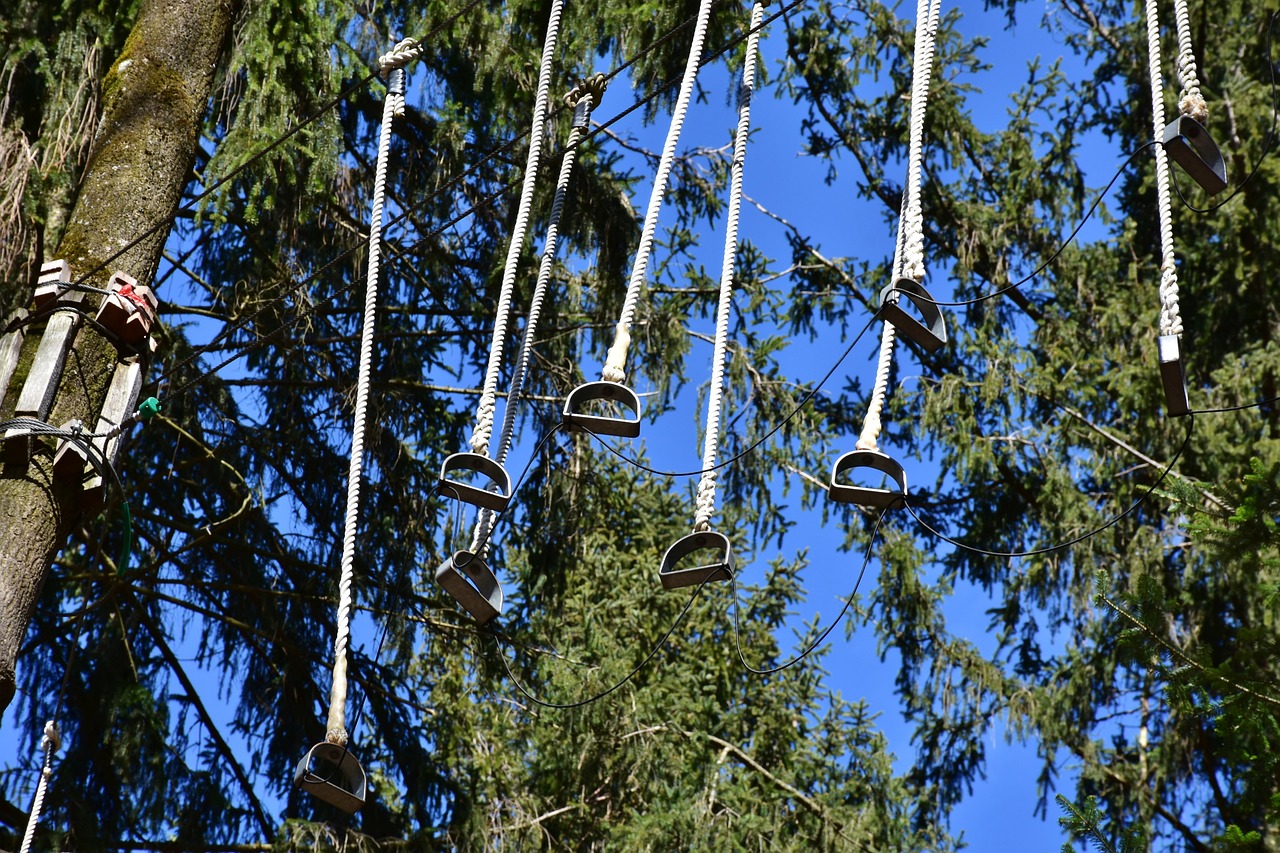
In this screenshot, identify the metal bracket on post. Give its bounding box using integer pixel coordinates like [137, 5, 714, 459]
[4, 288, 86, 467]
[34, 260, 72, 310]
[96, 271, 159, 352]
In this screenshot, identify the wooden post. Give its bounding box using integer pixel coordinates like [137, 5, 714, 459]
[82, 359, 143, 512]
[3, 290, 86, 466]
[51, 421, 88, 485]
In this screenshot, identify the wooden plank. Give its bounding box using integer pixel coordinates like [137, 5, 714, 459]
[0, 309, 28, 404]
[83, 359, 143, 508]
[15, 288, 85, 419]
[5, 290, 86, 465]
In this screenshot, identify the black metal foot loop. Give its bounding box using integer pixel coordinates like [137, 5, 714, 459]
[659, 530, 734, 590]
[561, 381, 642, 438]
[1158, 334, 1191, 417]
[294, 742, 367, 813]
[1162, 115, 1228, 195]
[878, 278, 948, 353]
[828, 449, 908, 508]
[436, 549, 503, 624]
[437, 452, 513, 512]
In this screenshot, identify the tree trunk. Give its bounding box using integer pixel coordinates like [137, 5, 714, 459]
[0, 0, 241, 718]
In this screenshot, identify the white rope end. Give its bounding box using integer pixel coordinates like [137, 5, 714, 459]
[326, 727, 350, 747]
[1179, 91, 1209, 123]
[856, 412, 882, 451]
[602, 324, 631, 383]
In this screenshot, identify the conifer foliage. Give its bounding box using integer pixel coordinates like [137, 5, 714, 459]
[1, 0, 1278, 850]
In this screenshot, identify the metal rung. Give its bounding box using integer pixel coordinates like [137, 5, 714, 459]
[561, 381, 642, 438]
[1163, 115, 1228, 195]
[828, 449, 908, 508]
[294, 741, 366, 813]
[1158, 334, 1190, 417]
[437, 452, 512, 512]
[659, 530, 734, 590]
[436, 550, 503, 624]
[879, 278, 947, 353]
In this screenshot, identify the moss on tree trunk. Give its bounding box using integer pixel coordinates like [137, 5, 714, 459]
[0, 0, 241, 718]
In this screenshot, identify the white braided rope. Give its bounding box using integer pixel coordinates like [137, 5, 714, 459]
[899, 0, 941, 283]
[1173, 0, 1209, 122]
[19, 722, 59, 853]
[693, 2, 765, 533]
[471, 85, 601, 553]
[602, 0, 715, 383]
[1146, 0, 1184, 337]
[327, 68, 403, 746]
[469, 0, 564, 455]
[857, 0, 940, 451]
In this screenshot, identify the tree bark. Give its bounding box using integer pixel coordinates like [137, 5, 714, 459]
[0, 0, 241, 718]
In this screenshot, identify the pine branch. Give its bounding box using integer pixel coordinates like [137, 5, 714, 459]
[1098, 595, 1280, 709]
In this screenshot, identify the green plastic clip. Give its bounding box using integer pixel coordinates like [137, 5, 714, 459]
[138, 397, 162, 421]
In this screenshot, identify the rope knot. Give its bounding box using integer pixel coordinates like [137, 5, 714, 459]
[378, 38, 421, 74]
[41, 720, 60, 753]
[565, 73, 608, 109]
[326, 726, 350, 747]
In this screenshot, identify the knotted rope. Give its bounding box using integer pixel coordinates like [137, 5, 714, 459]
[1146, 0, 1184, 338]
[693, 2, 765, 533]
[19, 721, 60, 853]
[857, 0, 941, 452]
[602, 0, 716, 384]
[327, 66, 404, 748]
[471, 76, 607, 553]
[468, 0, 565, 456]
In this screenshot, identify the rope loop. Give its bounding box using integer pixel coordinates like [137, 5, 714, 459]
[692, 0, 766, 531]
[325, 61, 404, 744]
[858, 0, 940, 451]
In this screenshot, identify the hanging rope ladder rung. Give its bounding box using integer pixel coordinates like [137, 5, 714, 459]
[561, 381, 642, 437]
[878, 277, 947, 353]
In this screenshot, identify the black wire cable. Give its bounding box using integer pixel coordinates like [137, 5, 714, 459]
[1190, 394, 1280, 414]
[1169, 10, 1280, 213]
[580, 313, 879, 479]
[730, 510, 885, 675]
[901, 414, 1195, 559]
